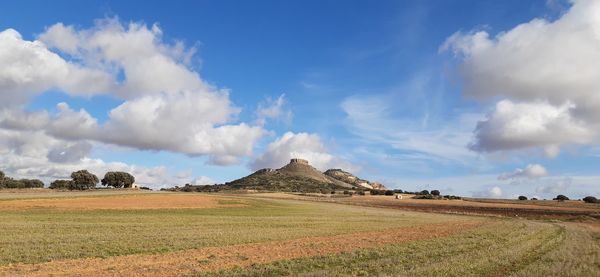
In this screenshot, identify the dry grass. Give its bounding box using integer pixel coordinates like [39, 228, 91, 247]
[0, 194, 245, 210]
[0, 193, 469, 266]
[199, 220, 599, 276]
[0, 221, 482, 276]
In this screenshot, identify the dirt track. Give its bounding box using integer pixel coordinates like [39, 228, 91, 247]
[0, 194, 245, 210]
[0, 221, 483, 277]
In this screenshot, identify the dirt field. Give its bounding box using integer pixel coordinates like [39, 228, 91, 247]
[255, 193, 600, 219]
[0, 191, 597, 276]
[0, 221, 482, 276]
[0, 194, 246, 210]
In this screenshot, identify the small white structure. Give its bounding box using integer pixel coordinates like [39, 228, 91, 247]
[395, 194, 403, 200]
[131, 183, 140, 189]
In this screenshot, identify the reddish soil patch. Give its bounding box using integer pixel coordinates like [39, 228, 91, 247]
[0, 194, 245, 210]
[0, 221, 483, 277]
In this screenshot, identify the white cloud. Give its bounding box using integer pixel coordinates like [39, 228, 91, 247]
[470, 100, 594, 155]
[341, 94, 481, 166]
[472, 186, 504, 198]
[535, 177, 572, 194]
[47, 141, 92, 163]
[0, 19, 266, 164]
[498, 164, 548, 180]
[190, 176, 215, 186]
[442, 0, 600, 155]
[250, 132, 356, 172]
[0, 128, 209, 189]
[0, 28, 112, 107]
[255, 94, 292, 126]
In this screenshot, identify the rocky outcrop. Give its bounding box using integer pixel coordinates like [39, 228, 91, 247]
[324, 169, 387, 190]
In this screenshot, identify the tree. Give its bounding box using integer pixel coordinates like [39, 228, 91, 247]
[101, 171, 135, 188]
[0, 170, 5, 188]
[553, 195, 569, 201]
[583, 196, 598, 203]
[50, 180, 73, 190]
[518, 196, 528, 200]
[420, 190, 430, 195]
[431, 190, 440, 196]
[70, 170, 98, 190]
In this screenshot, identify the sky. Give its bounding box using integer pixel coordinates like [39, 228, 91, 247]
[1, 0, 599, 199]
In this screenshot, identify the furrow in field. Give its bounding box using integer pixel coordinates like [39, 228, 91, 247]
[0, 220, 483, 277]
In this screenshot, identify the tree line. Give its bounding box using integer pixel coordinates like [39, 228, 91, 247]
[0, 170, 137, 190]
[0, 171, 44, 189]
[50, 170, 136, 190]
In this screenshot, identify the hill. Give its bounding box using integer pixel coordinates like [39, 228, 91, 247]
[223, 159, 354, 192]
[169, 159, 387, 193]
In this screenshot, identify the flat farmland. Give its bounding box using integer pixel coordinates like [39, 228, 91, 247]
[0, 191, 598, 276]
[259, 193, 600, 219]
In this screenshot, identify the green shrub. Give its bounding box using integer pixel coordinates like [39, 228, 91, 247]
[583, 196, 598, 203]
[49, 180, 73, 190]
[553, 195, 569, 201]
[70, 170, 98, 190]
[101, 171, 135, 188]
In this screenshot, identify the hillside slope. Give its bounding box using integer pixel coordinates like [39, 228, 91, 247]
[324, 169, 387, 190]
[225, 159, 353, 192]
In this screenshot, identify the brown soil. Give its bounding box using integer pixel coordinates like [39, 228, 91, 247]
[0, 221, 483, 277]
[256, 193, 600, 219]
[0, 194, 245, 210]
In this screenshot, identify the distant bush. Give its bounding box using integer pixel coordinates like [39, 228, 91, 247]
[531, 198, 538, 200]
[49, 180, 73, 190]
[357, 191, 366, 196]
[443, 195, 462, 200]
[553, 195, 569, 201]
[0, 171, 45, 189]
[583, 196, 598, 203]
[414, 194, 435, 199]
[431, 190, 440, 196]
[385, 190, 394, 196]
[518, 196, 528, 200]
[1, 178, 44, 189]
[420, 190, 430, 195]
[370, 190, 381, 195]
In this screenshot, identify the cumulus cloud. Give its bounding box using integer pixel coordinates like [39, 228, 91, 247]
[472, 186, 504, 199]
[442, 0, 600, 155]
[250, 132, 356, 172]
[0, 19, 265, 164]
[0, 28, 112, 107]
[498, 164, 548, 180]
[47, 141, 92, 163]
[255, 94, 292, 126]
[0, 127, 209, 188]
[470, 100, 594, 156]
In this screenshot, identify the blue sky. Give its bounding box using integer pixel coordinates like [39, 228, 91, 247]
[1, 0, 599, 199]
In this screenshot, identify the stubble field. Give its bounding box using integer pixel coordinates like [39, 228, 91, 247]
[0, 191, 598, 276]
